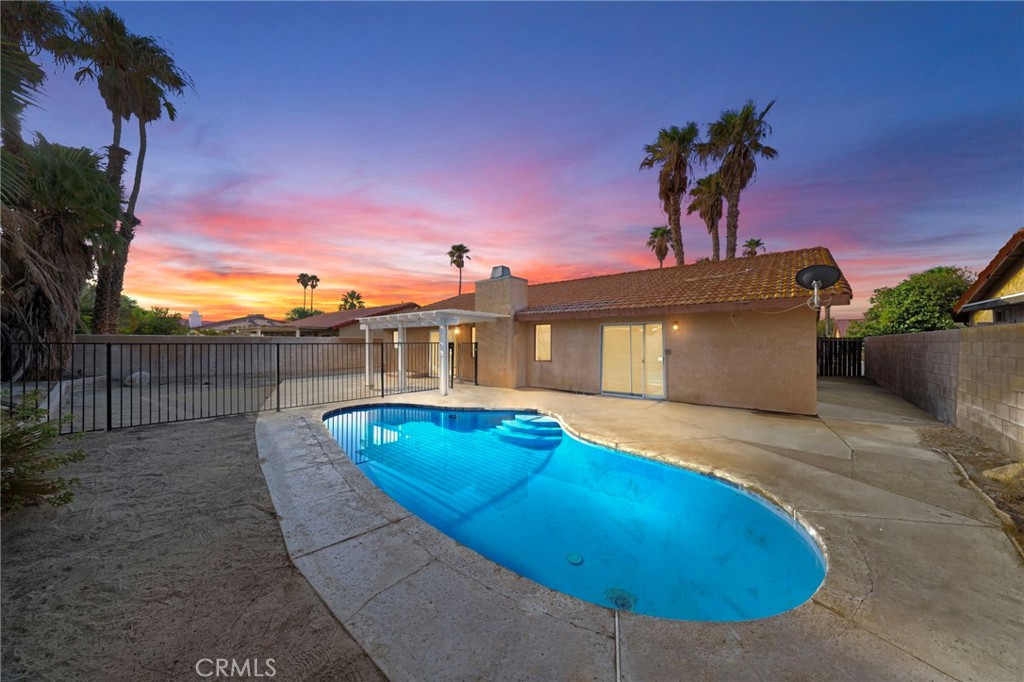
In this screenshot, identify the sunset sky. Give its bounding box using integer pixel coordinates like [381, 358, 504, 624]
[24, 2, 1024, 321]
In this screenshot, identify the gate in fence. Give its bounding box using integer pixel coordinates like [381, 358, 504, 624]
[2, 340, 478, 434]
[817, 338, 863, 377]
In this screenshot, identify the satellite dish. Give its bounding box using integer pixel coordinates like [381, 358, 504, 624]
[795, 264, 841, 290]
[795, 264, 841, 309]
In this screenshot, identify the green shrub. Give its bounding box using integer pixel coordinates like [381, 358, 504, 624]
[1, 393, 85, 512]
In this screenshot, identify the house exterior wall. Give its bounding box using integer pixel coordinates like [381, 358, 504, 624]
[474, 275, 528, 388]
[525, 319, 602, 393]
[970, 260, 1024, 325]
[865, 324, 1024, 460]
[667, 308, 818, 415]
[519, 307, 818, 415]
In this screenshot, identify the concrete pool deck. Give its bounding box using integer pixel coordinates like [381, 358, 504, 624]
[255, 378, 1024, 681]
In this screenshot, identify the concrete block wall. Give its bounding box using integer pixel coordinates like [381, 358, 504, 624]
[957, 325, 1024, 459]
[70, 335, 386, 381]
[865, 323, 1024, 460]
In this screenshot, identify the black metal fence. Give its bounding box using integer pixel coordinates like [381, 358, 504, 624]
[817, 338, 864, 377]
[2, 340, 478, 433]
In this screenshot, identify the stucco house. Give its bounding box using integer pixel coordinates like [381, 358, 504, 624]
[362, 247, 851, 415]
[830, 318, 862, 338]
[954, 228, 1024, 326]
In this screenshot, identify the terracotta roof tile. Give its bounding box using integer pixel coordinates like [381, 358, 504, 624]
[281, 302, 418, 329]
[420, 247, 851, 318]
[953, 227, 1024, 318]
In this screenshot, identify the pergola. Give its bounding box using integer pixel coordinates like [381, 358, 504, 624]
[358, 309, 506, 395]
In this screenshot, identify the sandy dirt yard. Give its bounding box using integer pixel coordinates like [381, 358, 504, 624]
[919, 424, 1024, 548]
[1, 415, 387, 682]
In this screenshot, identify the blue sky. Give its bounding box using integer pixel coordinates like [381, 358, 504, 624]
[25, 1, 1024, 318]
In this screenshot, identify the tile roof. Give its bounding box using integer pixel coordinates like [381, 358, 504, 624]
[202, 314, 286, 329]
[281, 302, 419, 330]
[420, 247, 851, 319]
[953, 227, 1024, 318]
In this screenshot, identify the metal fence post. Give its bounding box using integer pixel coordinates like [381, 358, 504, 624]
[474, 342, 478, 386]
[275, 343, 281, 411]
[379, 342, 385, 397]
[105, 342, 112, 431]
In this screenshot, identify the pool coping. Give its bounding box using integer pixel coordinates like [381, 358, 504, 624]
[255, 385, 1024, 682]
[321, 400, 833, 599]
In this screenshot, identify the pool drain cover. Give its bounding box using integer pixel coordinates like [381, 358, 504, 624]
[567, 552, 584, 566]
[605, 588, 638, 611]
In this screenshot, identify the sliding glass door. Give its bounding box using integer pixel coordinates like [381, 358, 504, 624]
[600, 323, 664, 398]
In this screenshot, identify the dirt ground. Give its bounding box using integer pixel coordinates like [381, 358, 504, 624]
[1, 415, 387, 682]
[918, 424, 1024, 548]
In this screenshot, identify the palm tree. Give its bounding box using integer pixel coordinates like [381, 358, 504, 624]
[53, 7, 134, 195]
[308, 274, 319, 312]
[120, 34, 191, 243]
[296, 273, 310, 308]
[686, 172, 724, 262]
[646, 227, 671, 268]
[640, 123, 700, 266]
[1, 1, 67, 157]
[56, 6, 192, 333]
[1, 137, 120, 379]
[742, 238, 766, 257]
[699, 99, 778, 259]
[93, 36, 191, 334]
[447, 244, 471, 295]
[339, 290, 365, 310]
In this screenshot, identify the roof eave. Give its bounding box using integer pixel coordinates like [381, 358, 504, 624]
[954, 229, 1024, 314]
[514, 294, 852, 322]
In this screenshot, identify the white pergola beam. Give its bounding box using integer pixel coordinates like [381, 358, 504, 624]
[364, 326, 374, 387]
[358, 309, 506, 331]
[438, 324, 449, 397]
[357, 309, 505, 396]
[396, 325, 407, 392]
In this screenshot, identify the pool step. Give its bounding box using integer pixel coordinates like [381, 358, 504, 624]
[495, 415, 563, 449]
[504, 415, 562, 434]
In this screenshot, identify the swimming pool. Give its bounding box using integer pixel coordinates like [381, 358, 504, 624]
[324, 405, 826, 621]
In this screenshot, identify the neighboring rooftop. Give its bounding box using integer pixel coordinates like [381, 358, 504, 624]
[202, 314, 287, 330]
[832, 318, 863, 338]
[420, 247, 852, 320]
[281, 302, 419, 330]
[954, 227, 1024, 320]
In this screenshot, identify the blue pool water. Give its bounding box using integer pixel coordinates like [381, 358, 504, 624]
[323, 405, 826, 621]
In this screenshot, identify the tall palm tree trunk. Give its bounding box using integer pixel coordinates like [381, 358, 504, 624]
[458, 267, 463, 295]
[104, 113, 128, 191]
[92, 231, 132, 333]
[125, 116, 147, 221]
[668, 197, 684, 265]
[92, 114, 130, 334]
[91, 261, 114, 333]
[724, 189, 741, 259]
[711, 222, 721, 262]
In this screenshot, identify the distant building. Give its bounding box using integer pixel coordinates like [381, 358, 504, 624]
[831, 318, 862, 338]
[200, 314, 288, 334]
[272, 303, 419, 338]
[954, 228, 1024, 326]
[188, 310, 203, 328]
